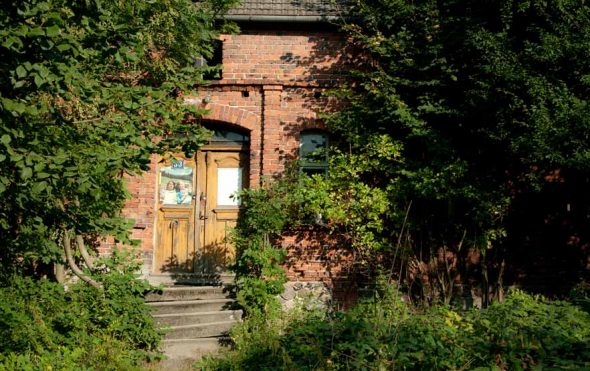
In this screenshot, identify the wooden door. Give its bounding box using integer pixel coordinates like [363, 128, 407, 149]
[154, 157, 197, 273]
[196, 150, 248, 272]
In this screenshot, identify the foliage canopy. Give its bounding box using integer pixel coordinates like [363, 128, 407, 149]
[332, 0, 590, 242]
[320, 0, 590, 297]
[0, 0, 237, 281]
[231, 0, 590, 311]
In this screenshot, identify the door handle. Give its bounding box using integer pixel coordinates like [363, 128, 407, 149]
[199, 192, 208, 220]
[170, 220, 179, 228]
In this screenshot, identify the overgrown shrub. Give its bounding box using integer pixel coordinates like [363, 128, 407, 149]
[231, 171, 333, 315]
[0, 250, 160, 370]
[570, 280, 590, 314]
[232, 164, 401, 315]
[201, 289, 590, 370]
[471, 290, 590, 369]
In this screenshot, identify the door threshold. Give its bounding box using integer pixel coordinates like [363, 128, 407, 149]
[147, 272, 235, 286]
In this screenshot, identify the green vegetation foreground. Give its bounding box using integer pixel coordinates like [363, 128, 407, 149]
[202, 288, 590, 370]
[0, 0, 235, 368]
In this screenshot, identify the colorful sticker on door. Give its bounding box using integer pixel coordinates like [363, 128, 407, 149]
[160, 162, 193, 205]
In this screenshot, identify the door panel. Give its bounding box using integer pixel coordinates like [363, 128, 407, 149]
[197, 150, 248, 272]
[154, 158, 196, 273]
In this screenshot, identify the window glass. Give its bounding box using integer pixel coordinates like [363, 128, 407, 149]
[300, 131, 328, 175]
[209, 129, 249, 144]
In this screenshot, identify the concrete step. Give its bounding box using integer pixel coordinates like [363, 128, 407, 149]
[159, 337, 229, 364]
[146, 286, 232, 302]
[165, 321, 236, 339]
[149, 299, 236, 315]
[154, 310, 242, 327]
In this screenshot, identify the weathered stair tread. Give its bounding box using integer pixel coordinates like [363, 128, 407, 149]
[159, 338, 229, 363]
[153, 309, 241, 318]
[165, 321, 236, 339]
[149, 298, 235, 314]
[170, 320, 236, 330]
[153, 310, 242, 326]
[148, 273, 235, 286]
[146, 286, 231, 302]
[149, 298, 234, 306]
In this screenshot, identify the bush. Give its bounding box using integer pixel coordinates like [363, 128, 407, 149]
[201, 289, 590, 370]
[471, 290, 590, 369]
[0, 251, 161, 370]
[570, 280, 590, 314]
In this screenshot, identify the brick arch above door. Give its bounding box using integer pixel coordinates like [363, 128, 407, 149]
[201, 103, 259, 132]
[198, 103, 262, 187]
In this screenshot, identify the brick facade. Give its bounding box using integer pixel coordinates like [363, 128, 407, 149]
[281, 228, 358, 306]
[117, 24, 355, 300]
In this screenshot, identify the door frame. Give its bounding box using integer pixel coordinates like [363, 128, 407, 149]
[153, 141, 248, 274]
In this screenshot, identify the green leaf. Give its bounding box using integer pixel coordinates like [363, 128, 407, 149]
[33, 74, 45, 88]
[16, 65, 27, 78]
[56, 43, 71, 52]
[45, 25, 61, 37]
[2, 36, 23, 50]
[27, 27, 44, 37]
[0, 135, 11, 145]
[32, 181, 48, 193]
[21, 167, 32, 179]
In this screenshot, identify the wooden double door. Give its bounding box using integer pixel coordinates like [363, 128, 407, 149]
[154, 148, 248, 273]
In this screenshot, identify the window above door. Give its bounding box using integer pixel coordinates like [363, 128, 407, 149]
[202, 123, 250, 151]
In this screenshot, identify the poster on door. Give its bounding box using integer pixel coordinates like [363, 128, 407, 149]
[160, 160, 193, 205]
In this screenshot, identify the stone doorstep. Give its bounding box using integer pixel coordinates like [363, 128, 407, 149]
[148, 299, 236, 315]
[145, 286, 231, 302]
[147, 273, 235, 286]
[154, 310, 243, 327]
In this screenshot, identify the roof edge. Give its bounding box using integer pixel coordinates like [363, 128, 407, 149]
[225, 14, 340, 23]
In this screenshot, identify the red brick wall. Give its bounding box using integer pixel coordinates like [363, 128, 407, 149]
[119, 156, 159, 268]
[281, 228, 358, 307]
[115, 27, 350, 279]
[221, 31, 347, 84]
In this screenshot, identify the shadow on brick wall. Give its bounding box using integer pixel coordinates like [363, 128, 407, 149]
[280, 226, 360, 308]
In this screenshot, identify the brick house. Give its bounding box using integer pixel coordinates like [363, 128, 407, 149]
[111, 1, 357, 302]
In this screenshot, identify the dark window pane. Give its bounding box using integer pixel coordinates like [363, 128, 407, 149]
[195, 40, 223, 80]
[300, 132, 327, 163]
[210, 129, 249, 143]
[300, 131, 328, 175]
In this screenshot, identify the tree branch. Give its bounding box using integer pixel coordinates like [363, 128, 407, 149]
[76, 234, 96, 268]
[63, 231, 102, 289]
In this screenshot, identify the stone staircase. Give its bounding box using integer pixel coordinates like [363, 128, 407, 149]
[146, 285, 241, 364]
